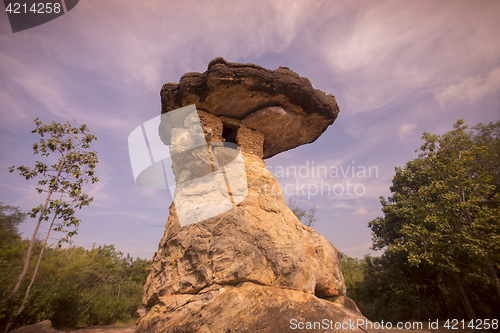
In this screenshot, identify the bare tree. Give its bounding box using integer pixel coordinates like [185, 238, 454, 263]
[288, 197, 317, 227]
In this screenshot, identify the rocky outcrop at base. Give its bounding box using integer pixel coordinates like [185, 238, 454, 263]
[137, 153, 367, 332]
[138, 283, 364, 333]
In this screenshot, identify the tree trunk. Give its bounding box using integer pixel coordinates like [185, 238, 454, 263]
[8, 191, 53, 299]
[485, 258, 500, 303]
[9, 161, 65, 300]
[454, 273, 476, 320]
[4, 213, 57, 333]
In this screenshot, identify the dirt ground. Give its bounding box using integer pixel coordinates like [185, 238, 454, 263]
[66, 325, 135, 333]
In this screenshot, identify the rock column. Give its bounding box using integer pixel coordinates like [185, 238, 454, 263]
[136, 58, 367, 333]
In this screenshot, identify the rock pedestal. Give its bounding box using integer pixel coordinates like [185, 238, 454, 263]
[136, 59, 367, 332]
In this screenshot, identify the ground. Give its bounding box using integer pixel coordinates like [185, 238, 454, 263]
[65, 325, 135, 333]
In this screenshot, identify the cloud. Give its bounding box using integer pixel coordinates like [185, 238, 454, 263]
[353, 207, 369, 216]
[43, 0, 316, 93]
[0, 86, 31, 131]
[340, 241, 375, 258]
[434, 66, 500, 106]
[398, 123, 417, 140]
[1, 0, 315, 117]
[320, 0, 500, 113]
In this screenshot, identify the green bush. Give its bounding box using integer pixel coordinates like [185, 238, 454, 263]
[0, 205, 150, 330]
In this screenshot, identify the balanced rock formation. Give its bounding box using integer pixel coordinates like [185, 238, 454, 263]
[136, 58, 367, 332]
[160, 57, 339, 158]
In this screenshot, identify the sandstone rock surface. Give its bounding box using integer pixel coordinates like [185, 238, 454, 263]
[160, 57, 339, 158]
[140, 283, 363, 333]
[138, 153, 366, 333]
[136, 59, 364, 332]
[142, 154, 346, 304]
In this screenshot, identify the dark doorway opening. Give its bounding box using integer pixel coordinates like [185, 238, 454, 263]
[222, 125, 238, 144]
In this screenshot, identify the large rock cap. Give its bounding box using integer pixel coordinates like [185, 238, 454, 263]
[161, 57, 339, 158]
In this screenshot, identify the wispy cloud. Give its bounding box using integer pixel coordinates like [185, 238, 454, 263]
[340, 241, 374, 257]
[38, 0, 317, 94]
[398, 123, 417, 140]
[435, 66, 500, 106]
[320, 0, 500, 113]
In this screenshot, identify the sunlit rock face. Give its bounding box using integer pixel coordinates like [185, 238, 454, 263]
[136, 59, 366, 333]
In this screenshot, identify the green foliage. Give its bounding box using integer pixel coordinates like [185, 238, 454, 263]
[5, 119, 100, 332]
[17, 245, 149, 328]
[9, 118, 99, 244]
[0, 210, 149, 330]
[345, 253, 444, 322]
[363, 120, 500, 320]
[0, 205, 28, 329]
[0, 203, 26, 242]
[341, 254, 364, 293]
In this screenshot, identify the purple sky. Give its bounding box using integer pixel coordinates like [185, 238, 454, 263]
[1, 0, 499, 259]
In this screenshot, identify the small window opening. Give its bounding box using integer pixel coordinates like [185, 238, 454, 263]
[222, 125, 238, 144]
